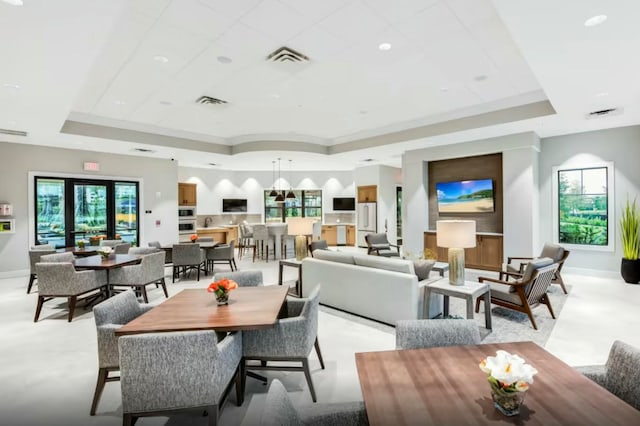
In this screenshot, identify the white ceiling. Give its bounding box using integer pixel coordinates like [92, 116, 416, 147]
[1, 0, 640, 171]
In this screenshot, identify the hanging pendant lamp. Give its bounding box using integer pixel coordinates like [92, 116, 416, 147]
[286, 159, 296, 199]
[274, 158, 285, 203]
[269, 160, 278, 197]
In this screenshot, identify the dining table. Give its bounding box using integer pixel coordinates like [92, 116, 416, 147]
[74, 254, 141, 297]
[355, 341, 640, 425]
[58, 246, 101, 257]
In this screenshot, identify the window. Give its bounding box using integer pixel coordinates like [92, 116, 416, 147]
[553, 163, 613, 250]
[264, 190, 322, 223]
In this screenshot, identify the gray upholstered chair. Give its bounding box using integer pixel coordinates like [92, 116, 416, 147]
[575, 340, 640, 410]
[90, 290, 154, 415]
[172, 243, 206, 282]
[309, 239, 329, 257]
[395, 319, 481, 350]
[365, 233, 400, 257]
[476, 258, 558, 330]
[114, 242, 131, 254]
[242, 286, 324, 402]
[40, 251, 75, 263]
[505, 243, 570, 293]
[259, 379, 368, 426]
[27, 246, 56, 293]
[108, 249, 167, 303]
[206, 240, 237, 273]
[238, 222, 255, 260]
[149, 241, 172, 264]
[252, 224, 274, 262]
[34, 261, 107, 322]
[119, 330, 242, 426]
[148, 241, 161, 249]
[100, 239, 123, 247]
[213, 270, 263, 287]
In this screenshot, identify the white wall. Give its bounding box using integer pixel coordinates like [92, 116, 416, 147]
[0, 141, 178, 276]
[539, 125, 640, 273]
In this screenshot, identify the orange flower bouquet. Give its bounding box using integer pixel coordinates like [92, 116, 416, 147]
[207, 278, 238, 305]
[190, 234, 198, 242]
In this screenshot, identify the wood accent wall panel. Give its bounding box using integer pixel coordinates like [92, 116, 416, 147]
[427, 153, 503, 233]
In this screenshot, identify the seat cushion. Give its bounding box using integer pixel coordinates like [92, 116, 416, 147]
[353, 255, 414, 275]
[312, 250, 355, 265]
[540, 243, 565, 262]
[490, 282, 524, 305]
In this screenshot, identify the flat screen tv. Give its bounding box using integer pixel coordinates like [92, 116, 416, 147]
[436, 179, 494, 213]
[333, 197, 355, 211]
[222, 199, 247, 213]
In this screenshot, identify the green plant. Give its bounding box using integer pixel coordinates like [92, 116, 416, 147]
[620, 197, 640, 260]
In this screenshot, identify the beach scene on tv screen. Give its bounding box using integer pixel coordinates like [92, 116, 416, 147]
[436, 179, 494, 213]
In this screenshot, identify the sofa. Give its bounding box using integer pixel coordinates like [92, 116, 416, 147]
[302, 250, 443, 326]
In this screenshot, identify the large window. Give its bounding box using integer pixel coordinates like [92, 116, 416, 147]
[554, 164, 612, 249]
[264, 190, 322, 223]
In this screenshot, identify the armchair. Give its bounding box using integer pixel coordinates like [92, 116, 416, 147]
[476, 258, 557, 330]
[396, 319, 481, 350]
[27, 246, 56, 293]
[505, 243, 570, 293]
[119, 330, 242, 426]
[365, 233, 400, 257]
[206, 240, 237, 273]
[213, 270, 263, 287]
[172, 243, 207, 282]
[90, 290, 154, 415]
[108, 250, 167, 303]
[242, 286, 324, 402]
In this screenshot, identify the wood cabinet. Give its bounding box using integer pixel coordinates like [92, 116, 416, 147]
[321, 225, 337, 246]
[423, 231, 503, 272]
[197, 227, 237, 244]
[178, 183, 197, 206]
[346, 225, 356, 246]
[357, 185, 377, 202]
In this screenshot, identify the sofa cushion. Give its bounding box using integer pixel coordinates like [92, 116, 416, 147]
[312, 249, 355, 265]
[540, 243, 565, 262]
[353, 255, 414, 275]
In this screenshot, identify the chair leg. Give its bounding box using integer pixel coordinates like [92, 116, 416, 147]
[523, 303, 538, 330]
[240, 359, 247, 400]
[27, 274, 36, 294]
[68, 295, 77, 322]
[172, 266, 176, 283]
[555, 274, 568, 294]
[123, 413, 135, 426]
[314, 337, 325, 370]
[207, 404, 219, 426]
[302, 358, 317, 402]
[90, 368, 108, 415]
[140, 286, 149, 304]
[232, 259, 237, 271]
[541, 294, 556, 319]
[228, 260, 233, 271]
[160, 278, 168, 298]
[235, 365, 243, 406]
[34, 295, 44, 322]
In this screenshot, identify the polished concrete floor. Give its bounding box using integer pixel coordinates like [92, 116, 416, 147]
[0, 248, 638, 425]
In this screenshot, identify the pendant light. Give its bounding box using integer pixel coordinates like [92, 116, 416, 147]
[286, 159, 296, 199]
[274, 158, 285, 203]
[269, 160, 278, 197]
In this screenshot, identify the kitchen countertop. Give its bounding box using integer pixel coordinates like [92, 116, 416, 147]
[196, 226, 235, 231]
[323, 223, 355, 226]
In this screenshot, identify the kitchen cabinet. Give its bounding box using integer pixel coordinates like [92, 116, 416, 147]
[178, 183, 197, 206]
[346, 225, 356, 246]
[423, 231, 503, 272]
[357, 185, 377, 202]
[321, 225, 337, 246]
[197, 226, 237, 244]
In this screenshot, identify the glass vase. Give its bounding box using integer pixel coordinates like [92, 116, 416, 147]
[216, 293, 229, 305]
[490, 384, 526, 416]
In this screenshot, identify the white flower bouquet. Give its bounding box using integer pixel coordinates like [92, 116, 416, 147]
[97, 246, 112, 259]
[479, 350, 538, 393]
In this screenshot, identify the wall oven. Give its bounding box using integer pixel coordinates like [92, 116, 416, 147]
[178, 206, 196, 219]
[178, 220, 197, 234]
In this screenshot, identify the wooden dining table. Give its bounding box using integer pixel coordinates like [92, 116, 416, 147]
[355, 341, 640, 425]
[58, 246, 101, 257]
[74, 254, 141, 297]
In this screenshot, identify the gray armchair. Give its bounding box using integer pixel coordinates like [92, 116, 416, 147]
[213, 270, 263, 287]
[34, 262, 107, 322]
[365, 233, 400, 257]
[27, 246, 56, 293]
[149, 241, 172, 264]
[119, 330, 242, 426]
[505, 243, 570, 293]
[109, 249, 167, 303]
[172, 243, 207, 282]
[90, 290, 154, 415]
[114, 242, 131, 254]
[242, 286, 324, 402]
[396, 319, 481, 350]
[260, 379, 368, 426]
[575, 340, 640, 410]
[40, 252, 75, 263]
[100, 239, 122, 247]
[206, 240, 237, 273]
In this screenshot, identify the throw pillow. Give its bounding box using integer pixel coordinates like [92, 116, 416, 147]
[413, 259, 435, 280]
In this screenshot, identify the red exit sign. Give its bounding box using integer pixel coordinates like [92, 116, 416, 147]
[83, 161, 100, 171]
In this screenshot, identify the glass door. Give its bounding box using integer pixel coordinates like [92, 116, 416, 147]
[35, 178, 66, 247]
[115, 182, 138, 245]
[72, 181, 109, 246]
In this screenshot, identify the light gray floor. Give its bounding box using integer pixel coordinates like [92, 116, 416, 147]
[0, 247, 639, 425]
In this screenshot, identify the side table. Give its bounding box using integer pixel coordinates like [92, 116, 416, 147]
[278, 258, 302, 298]
[425, 279, 491, 330]
[432, 262, 449, 278]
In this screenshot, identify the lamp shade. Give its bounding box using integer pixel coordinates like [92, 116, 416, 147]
[287, 217, 315, 235]
[436, 220, 476, 248]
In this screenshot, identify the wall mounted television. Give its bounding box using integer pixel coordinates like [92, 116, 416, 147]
[436, 179, 494, 213]
[222, 198, 247, 213]
[333, 197, 356, 211]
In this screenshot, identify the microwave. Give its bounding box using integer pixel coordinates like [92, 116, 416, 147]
[178, 207, 196, 219]
[178, 220, 196, 234]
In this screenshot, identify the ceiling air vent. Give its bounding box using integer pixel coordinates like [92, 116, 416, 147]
[0, 128, 27, 137]
[267, 46, 309, 63]
[586, 107, 622, 119]
[195, 96, 228, 105]
[133, 147, 155, 154]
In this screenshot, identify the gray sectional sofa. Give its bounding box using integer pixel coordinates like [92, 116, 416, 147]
[301, 250, 443, 325]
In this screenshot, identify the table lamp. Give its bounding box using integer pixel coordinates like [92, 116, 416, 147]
[287, 217, 315, 261]
[436, 220, 476, 285]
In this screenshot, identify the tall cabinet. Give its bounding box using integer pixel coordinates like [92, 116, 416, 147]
[178, 183, 197, 206]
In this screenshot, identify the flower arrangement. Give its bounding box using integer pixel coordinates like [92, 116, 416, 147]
[479, 350, 538, 416]
[207, 278, 238, 305]
[97, 246, 112, 259]
[77, 239, 87, 248]
[190, 234, 198, 243]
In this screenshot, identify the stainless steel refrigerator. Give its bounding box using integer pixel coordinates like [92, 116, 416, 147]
[357, 202, 377, 247]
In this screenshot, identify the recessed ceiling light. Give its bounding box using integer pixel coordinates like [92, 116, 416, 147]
[378, 42, 392, 51]
[3, 83, 20, 89]
[474, 75, 488, 82]
[153, 55, 169, 63]
[2, 0, 24, 6]
[114, 100, 126, 105]
[217, 56, 232, 64]
[584, 14, 607, 27]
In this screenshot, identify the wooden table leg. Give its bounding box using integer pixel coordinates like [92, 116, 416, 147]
[278, 262, 283, 286]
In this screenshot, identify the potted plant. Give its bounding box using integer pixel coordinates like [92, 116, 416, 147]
[620, 197, 640, 284]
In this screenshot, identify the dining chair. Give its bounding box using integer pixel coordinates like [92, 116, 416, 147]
[281, 224, 295, 258]
[395, 319, 481, 350]
[149, 241, 172, 264]
[365, 233, 400, 257]
[108, 249, 167, 303]
[241, 286, 324, 402]
[238, 222, 255, 260]
[476, 258, 558, 330]
[90, 290, 154, 415]
[27, 246, 56, 293]
[100, 239, 123, 247]
[172, 243, 207, 282]
[252, 224, 274, 262]
[40, 252, 75, 263]
[213, 270, 263, 287]
[504, 243, 570, 293]
[119, 330, 242, 426]
[206, 240, 237, 273]
[575, 340, 640, 410]
[259, 379, 368, 426]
